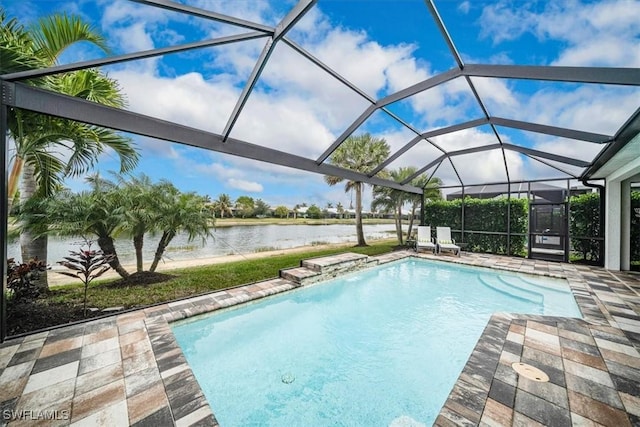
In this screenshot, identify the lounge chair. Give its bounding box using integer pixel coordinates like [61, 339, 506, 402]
[416, 226, 436, 254]
[436, 226, 460, 256]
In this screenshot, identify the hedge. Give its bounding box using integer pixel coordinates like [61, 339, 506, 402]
[423, 197, 527, 256]
[569, 191, 640, 266]
[569, 192, 601, 263]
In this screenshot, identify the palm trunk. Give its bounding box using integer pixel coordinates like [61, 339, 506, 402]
[19, 162, 49, 291]
[395, 203, 403, 245]
[7, 156, 24, 213]
[150, 231, 173, 272]
[355, 182, 366, 246]
[97, 236, 129, 278]
[133, 233, 144, 272]
[406, 202, 417, 242]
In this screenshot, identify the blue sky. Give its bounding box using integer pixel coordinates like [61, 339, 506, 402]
[4, 0, 640, 207]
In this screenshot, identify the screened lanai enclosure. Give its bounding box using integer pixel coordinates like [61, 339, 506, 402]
[1, 0, 640, 339]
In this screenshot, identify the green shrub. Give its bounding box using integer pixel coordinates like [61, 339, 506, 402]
[569, 192, 602, 263]
[424, 197, 527, 256]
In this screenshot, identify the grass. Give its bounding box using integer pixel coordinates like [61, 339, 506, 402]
[46, 241, 396, 309]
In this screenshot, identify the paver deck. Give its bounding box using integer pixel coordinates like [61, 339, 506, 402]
[0, 251, 639, 426]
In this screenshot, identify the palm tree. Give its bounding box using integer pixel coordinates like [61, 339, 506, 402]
[21, 175, 131, 278]
[336, 202, 344, 219]
[214, 193, 234, 218]
[324, 133, 390, 246]
[149, 190, 213, 272]
[372, 169, 443, 245]
[372, 185, 402, 243]
[2, 11, 138, 288]
[406, 176, 442, 239]
[118, 175, 158, 273]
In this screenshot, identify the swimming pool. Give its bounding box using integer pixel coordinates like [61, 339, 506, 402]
[172, 258, 582, 426]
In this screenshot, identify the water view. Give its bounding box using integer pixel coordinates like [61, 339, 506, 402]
[8, 223, 400, 267]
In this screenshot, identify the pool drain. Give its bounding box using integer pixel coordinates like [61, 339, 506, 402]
[512, 362, 549, 382]
[281, 373, 295, 384]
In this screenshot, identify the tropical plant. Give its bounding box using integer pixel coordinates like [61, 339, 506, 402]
[6, 257, 47, 302]
[1, 10, 139, 289]
[214, 193, 234, 218]
[307, 205, 322, 219]
[20, 174, 131, 278]
[325, 133, 390, 246]
[149, 191, 213, 272]
[254, 199, 270, 217]
[373, 169, 442, 245]
[406, 175, 442, 240]
[235, 196, 255, 218]
[118, 175, 159, 272]
[274, 205, 289, 218]
[57, 239, 112, 316]
[336, 202, 345, 219]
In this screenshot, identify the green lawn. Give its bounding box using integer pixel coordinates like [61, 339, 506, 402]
[47, 241, 396, 309]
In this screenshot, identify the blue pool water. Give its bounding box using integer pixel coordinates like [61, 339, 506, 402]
[172, 259, 582, 426]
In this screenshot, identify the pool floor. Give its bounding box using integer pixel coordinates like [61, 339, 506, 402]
[0, 251, 638, 426]
[172, 259, 582, 426]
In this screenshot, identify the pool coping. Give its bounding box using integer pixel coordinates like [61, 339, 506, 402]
[0, 251, 638, 426]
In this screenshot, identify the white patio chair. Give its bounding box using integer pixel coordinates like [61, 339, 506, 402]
[436, 226, 461, 256]
[416, 226, 436, 254]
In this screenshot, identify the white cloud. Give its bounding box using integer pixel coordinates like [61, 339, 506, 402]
[60, 0, 638, 205]
[479, 0, 640, 67]
[457, 1, 471, 15]
[228, 178, 263, 192]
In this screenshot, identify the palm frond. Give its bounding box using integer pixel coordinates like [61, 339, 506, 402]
[30, 13, 109, 64]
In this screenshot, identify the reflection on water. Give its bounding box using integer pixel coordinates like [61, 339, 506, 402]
[8, 223, 399, 266]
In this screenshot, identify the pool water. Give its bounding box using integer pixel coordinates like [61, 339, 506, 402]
[172, 259, 581, 426]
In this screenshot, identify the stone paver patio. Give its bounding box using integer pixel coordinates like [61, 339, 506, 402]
[0, 251, 639, 426]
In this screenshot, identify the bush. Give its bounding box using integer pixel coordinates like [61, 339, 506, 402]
[424, 197, 527, 256]
[6, 258, 47, 302]
[569, 192, 601, 263]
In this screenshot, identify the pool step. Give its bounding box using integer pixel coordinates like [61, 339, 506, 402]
[478, 274, 544, 304]
[279, 266, 320, 285]
[280, 252, 378, 286]
[302, 252, 371, 273]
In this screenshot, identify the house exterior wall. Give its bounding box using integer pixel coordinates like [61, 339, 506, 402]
[604, 156, 640, 271]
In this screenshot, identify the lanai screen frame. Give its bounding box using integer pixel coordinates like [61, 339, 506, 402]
[1, 0, 639, 341]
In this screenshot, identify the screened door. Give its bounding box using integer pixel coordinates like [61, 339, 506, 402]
[529, 203, 568, 262]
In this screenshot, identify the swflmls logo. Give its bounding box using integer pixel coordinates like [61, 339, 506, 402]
[2, 410, 70, 421]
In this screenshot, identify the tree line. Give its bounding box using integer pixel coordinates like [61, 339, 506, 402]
[210, 195, 352, 220]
